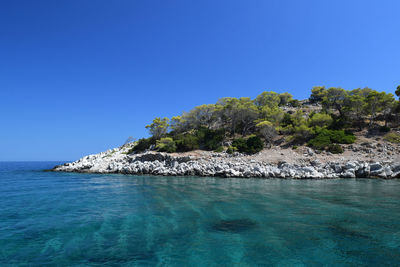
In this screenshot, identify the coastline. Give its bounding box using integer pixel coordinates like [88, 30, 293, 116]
[52, 142, 400, 179]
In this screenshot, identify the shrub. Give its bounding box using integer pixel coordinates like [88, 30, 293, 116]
[226, 146, 238, 154]
[256, 120, 277, 145]
[196, 127, 225, 151]
[379, 126, 391, 133]
[156, 137, 176, 153]
[232, 138, 248, 153]
[292, 124, 314, 143]
[340, 134, 356, 144]
[328, 144, 343, 154]
[128, 137, 155, 153]
[330, 117, 348, 130]
[292, 145, 298, 150]
[232, 136, 263, 154]
[281, 113, 294, 127]
[321, 129, 355, 144]
[246, 136, 264, 154]
[330, 130, 355, 144]
[289, 99, 301, 107]
[145, 117, 169, 139]
[308, 134, 331, 150]
[308, 129, 355, 150]
[384, 132, 400, 143]
[214, 146, 225, 153]
[174, 134, 199, 152]
[308, 113, 333, 128]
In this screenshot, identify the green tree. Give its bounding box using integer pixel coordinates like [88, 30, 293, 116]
[278, 92, 293, 106]
[381, 93, 396, 126]
[281, 112, 294, 127]
[259, 106, 284, 126]
[217, 97, 258, 135]
[282, 110, 314, 143]
[254, 91, 280, 108]
[216, 97, 240, 135]
[145, 117, 169, 139]
[291, 110, 307, 127]
[341, 88, 371, 130]
[289, 99, 301, 107]
[170, 116, 185, 133]
[185, 104, 218, 129]
[396, 85, 400, 99]
[345, 93, 367, 130]
[366, 91, 386, 126]
[309, 86, 327, 104]
[292, 123, 314, 143]
[256, 120, 277, 147]
[156, 137, 176, 153]
[308, 113, 333, 128]
[359, 87, 373, 98]
[236, 97, 259, 135]
[322, 87, 348, 117]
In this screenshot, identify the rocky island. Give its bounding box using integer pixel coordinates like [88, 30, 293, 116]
[54, 86, 400, 179]
[53, 134, 400, 179]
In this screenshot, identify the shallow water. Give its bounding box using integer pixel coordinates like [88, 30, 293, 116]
[1, 162, 400, 266]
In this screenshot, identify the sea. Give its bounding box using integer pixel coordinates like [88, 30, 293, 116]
[1, 161, 400, 266]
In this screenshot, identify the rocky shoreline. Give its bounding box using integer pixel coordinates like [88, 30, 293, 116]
[52, 144, 400, 179]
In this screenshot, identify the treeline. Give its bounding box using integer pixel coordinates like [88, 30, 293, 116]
[128, 86, 400, 154]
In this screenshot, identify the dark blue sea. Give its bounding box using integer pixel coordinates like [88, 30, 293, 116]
[1, 162, 400, 266]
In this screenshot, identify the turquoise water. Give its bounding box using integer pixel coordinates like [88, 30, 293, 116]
[1, 162, 400, 266]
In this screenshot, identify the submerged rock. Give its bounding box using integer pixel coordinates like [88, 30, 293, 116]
[210, 219, 257, 233]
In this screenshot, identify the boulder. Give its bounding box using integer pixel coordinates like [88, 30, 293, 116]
[345, 161, 358, 170]
[370, 162, 382, 172]
[302, 166, 315, 173]
[341, 170, 355, 178]
[392, 165, 400, 173]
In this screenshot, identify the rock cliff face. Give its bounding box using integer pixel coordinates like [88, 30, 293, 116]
[52, 144, 400, 179]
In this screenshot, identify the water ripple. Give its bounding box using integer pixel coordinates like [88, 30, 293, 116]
[1, 162, 400, 266]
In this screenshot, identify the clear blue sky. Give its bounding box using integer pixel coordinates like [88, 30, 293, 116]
[1, 0, 399, 161]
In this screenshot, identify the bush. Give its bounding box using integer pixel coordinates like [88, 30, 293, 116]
[232, 136, 263, 154]
[292, 145, 298, 150]
[307, 134, 331, 150]
[321, 129, 355, 144]
[308, 129, 355, 150]
[196, 127, 225, 151]
[232, 138, 248, 153]
[330, 117, 348, 130]
[308, 113, 333, 128]
[330, 130, 355, 144]
[291, 124, 314, 143]
[156, 137, 176, 153]
[384, 132, 400, 143]
[379, 126, 391, 133]
[328, 144, 343, 154]
[289, 99, 301, 107]
[174, 134, 199, 152]
[214, 146, 224, 153]
[226, 146, 238, 154]
[281, 113, 294, 127]
[246, 136, 264, 154]
[128, 137, 155, 153]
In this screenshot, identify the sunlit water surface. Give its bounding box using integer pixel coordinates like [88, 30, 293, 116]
[1, 162, 400, 266]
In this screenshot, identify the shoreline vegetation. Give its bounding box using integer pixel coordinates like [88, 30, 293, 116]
[53, 86, 400, 178]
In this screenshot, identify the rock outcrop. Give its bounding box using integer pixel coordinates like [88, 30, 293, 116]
[52, 144, 400, 179]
